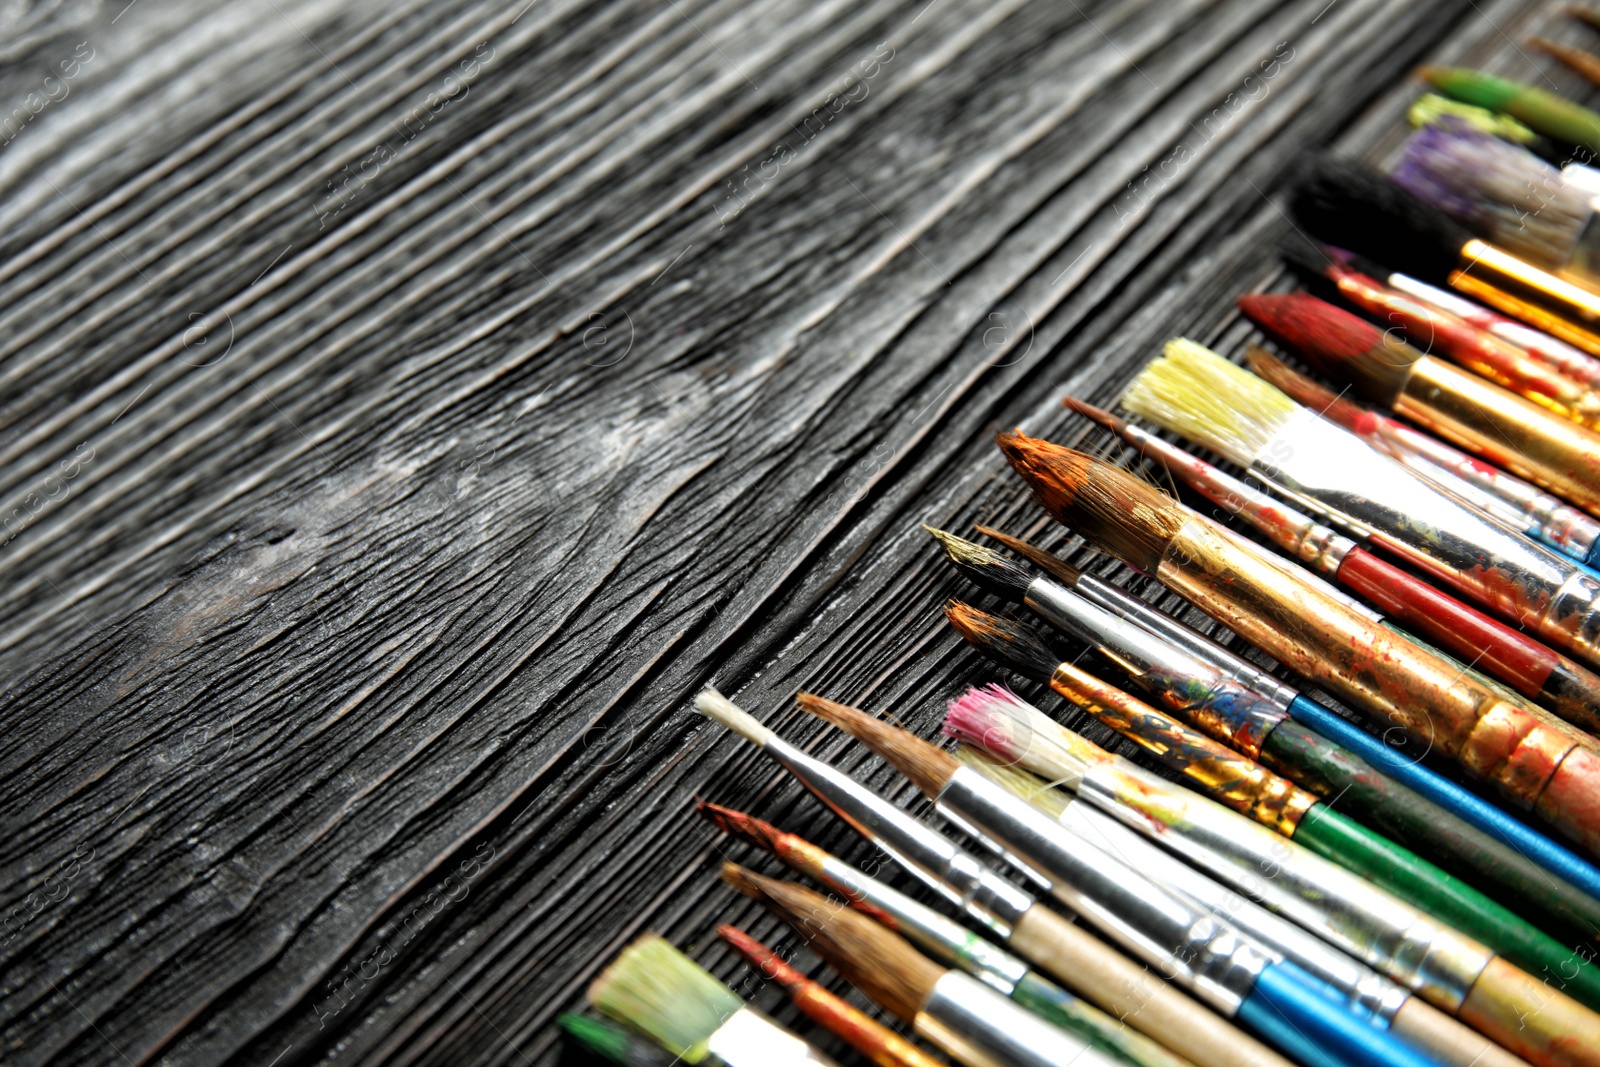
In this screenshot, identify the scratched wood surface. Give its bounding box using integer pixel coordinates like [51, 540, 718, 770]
[1, 0, 1591, 1064]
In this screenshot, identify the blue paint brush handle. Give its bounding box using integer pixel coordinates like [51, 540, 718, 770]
[1286, 693, 1600, 909]
[1237, 960, 1443, 1067]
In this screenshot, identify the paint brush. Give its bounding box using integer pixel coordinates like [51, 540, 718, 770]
[1280, 247, 1600, 430]
[1243, 344, 1600, 566]
[792, 694, 1455, 1067]
[1375, 263, 1600, 389]
[699, 804, 1190, 1067]
[588, 935, 838, 1067]
[1408, 92, 1543, 147]
[1531, 37, 1600, 89]
[929, 522, 1600, 944]
[1239, 292, 1600, 520]
[1289, 156, 1600, 357]
[1121, 336, 1600, 680]
[690, 689, 1283, 1067]
[950, 733, 1533, 1067]
[939, 598, 1600, 1010]
[1054, 398, 1600, 736]
[972, 524, 1600, 933]
[714, 925, 949, 1067]
[559, 1014, 679, 1067]
[721, 865, 1128, 1067]
[992, 431, 1600, 858]
[928, 627, 1600, 1067]
[1389, 124, 1600, 283]
[1418, 66, 1600, 154]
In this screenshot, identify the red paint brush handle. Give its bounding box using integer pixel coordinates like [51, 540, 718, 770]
[1335, 546, 1557, 699]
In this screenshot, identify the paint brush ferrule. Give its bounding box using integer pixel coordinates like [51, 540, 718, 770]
[1057, 799, 1410, 1026]
[1024, 577, 1221, 683]
[1450, 238, 1600, 357]
[763, 735, 1033, 935]
[812, 854, 1031, 995]
[1048, 661, 1312, 832]
[1155, 518, 1576, 808]
[1068, 574, 1300, 710]
[707, 1007, 840, 1067]
[1250, 413, 1600, 665]
[918, 972, 1109, 1067]
[937, 766, 1272, 1014]
[1074, 762, 1490, 1011]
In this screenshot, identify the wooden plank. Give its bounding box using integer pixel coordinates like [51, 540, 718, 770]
[0, 0, 1591, 1064]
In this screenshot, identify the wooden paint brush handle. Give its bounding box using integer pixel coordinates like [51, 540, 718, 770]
[1390, 996, 1532, 1067]
[1458, 956, 1600, 1067]
[1008, 905, 1293, 1067]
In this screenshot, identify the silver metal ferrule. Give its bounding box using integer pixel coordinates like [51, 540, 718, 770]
[1070, 574, 1299, 711]
[1075, 763, 1492, 1011]
[707, 1007, 841, 1067]
[1253, 410, 1600, 660]
[937, 767, 1273, 1015]
[763, 735, 1033, 936]
[814, 853, 1030, 995]
[1024, 577, 1221, 683]
[919, 971, 1118, 1067]
[1057, 794, 1410, 1025]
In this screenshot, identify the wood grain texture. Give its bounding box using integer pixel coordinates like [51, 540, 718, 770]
[1, 0, 1593, 1065]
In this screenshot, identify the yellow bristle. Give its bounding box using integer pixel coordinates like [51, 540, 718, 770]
[1121, 338, 1299, 464]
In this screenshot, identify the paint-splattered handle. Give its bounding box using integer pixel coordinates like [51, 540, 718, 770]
[1009, 971, 1195, 1067]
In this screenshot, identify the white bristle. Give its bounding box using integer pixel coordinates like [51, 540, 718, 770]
[694, 688, 775, 747]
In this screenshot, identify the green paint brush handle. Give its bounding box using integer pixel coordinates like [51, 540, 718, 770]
[1422, 66, 1600, 153]
[1261, 720, 1600, 949]
[1011, 970, 1195, 1067]
[1293, 805, 1600, 1012]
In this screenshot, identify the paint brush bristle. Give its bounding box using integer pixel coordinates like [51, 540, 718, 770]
[1289, 156, 1473, 285]
[720, 863, 941, 1023]
[697, 801, 829, 881]
[694, 688, 776, 747]
[972, 525, 1083, 585]
[1120, 338, 1299, 467]
[943, 684, 1096, 788]
[995, 432, 1185, 574]
[943, 601, 1062, 680]
[923, 525, 1034, 601]
[588, 935, 742, 1062]
[1238, 292, 1416, 404]
[793, 693, 957, 797]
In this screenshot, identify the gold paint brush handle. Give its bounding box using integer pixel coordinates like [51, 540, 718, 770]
[1389, 996, 1532, 1067]
[1452, 240, 1600, 359]
[1007, 906, 1291, 1067]
[1458, 956, 1600, 1067]
[1396, 356, 1600, 518]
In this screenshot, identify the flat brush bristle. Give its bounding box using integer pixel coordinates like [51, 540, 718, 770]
[721, 863, 941, 1023]
[923, 525, 1034, 601]
[1237, 292, 1415, 405]
[943, 682, 1097, 787]
[996, 431, 1185, 573]
[972, 525, 1083, 585]
[943, 602, 1062, 680]
[589, 935, 741, 1062]
[1121, 338, 1297, 467]
[793, 693, 957, 797]
[1289, 155, 1472, 284]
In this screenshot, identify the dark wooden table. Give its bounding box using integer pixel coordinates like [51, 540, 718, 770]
[1, 0, 1589, 1063]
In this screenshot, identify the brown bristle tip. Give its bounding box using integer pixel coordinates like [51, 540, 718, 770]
[794, 692, 957, 796]
[1062, 396, 1125, 433]
[1000, 442, 1181, 572]
[972, 524, 1083, 584]
[697, 802, 785, 852]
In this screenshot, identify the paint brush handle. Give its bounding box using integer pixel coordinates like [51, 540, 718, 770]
[1334, 545, 1600, 734]
[1261, 720, 1600, 950]
[1293, 806, 1600, 1012]
[1009, 973, 1195, 1067]
[1282, 693, 1600, 917]
[1007, 906, 1293, 1067]
[1458, 956, 1600, 1067]
[1237, 961, 1442, 1067]
[1389, 996, 1531, 1067]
